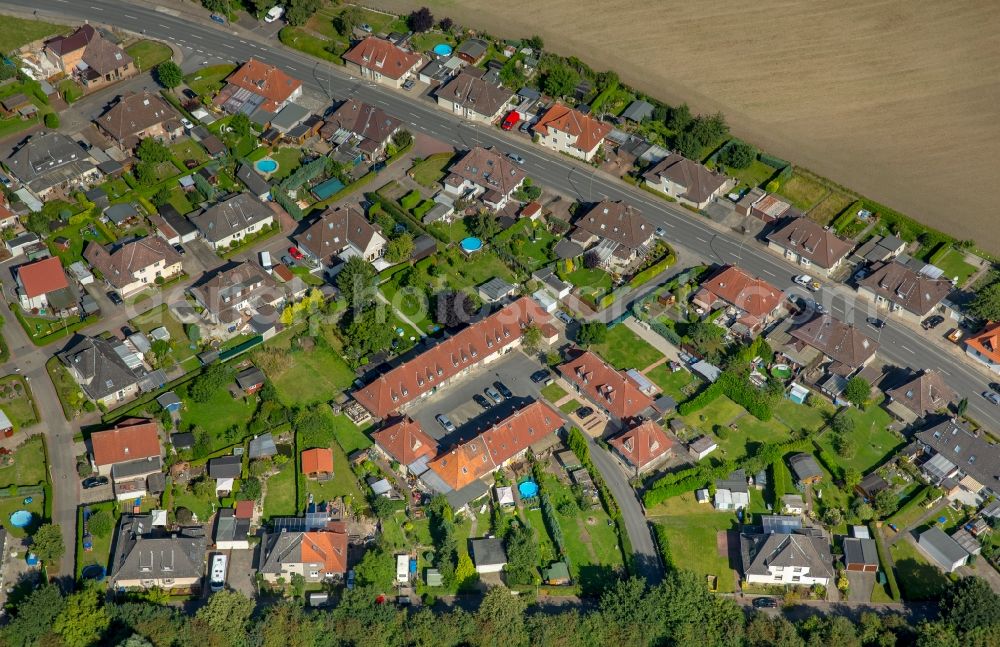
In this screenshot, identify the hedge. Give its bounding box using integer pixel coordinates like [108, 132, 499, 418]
[927, 241, 951, 265]
[812, 441, 844, 483]
[871, 525, 901, 601]
[677, 370, 773, 421]
[652, 523, 674, 571]
[832, 200, 863, 234]
[650, 320, 682, 346]
[628, 253, 676, 289]
[400, 190, 422, 211]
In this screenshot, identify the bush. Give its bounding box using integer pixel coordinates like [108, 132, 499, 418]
[44, 112, 59, 129]
[400, 190, 422, 211]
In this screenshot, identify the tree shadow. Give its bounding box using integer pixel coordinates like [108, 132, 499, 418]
[577, 563, 619, 598]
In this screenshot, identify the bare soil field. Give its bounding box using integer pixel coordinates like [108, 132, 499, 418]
[371, 0, 1000, 252]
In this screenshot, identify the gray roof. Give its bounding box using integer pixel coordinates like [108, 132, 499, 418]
[553, 238, 584, 260]
[270, 103, 310, 131]
[716, 469, 749, 494]
[248, 433, 277, 459]
[789, 314, 878, 372]
[456, 38, 488, 60]
[478, 277, 516, 301]
[918, 526, 969, 567]
[237, 366, 266, 391]
[109, 514, 206, 583]
[58, 336, 141, 401]
[171, 432, 195, 450]
[111, 456, 163, 480]
[214, 508, 251, 543]
[156, 391, 182, 408]
[761, 515, 802, 535]
[190, 193, 273, 243]
[917, 418, 1000, 490]
[6, 132, 96, 193]
[741, 530, 833, 579]
[843, 537, 879, 566]
[789, 453, 823, 482]
[858, 259, 953, 316]
[208, 455, 242, 479]
[620, 100, 654, 122]
[470, 537, 507, 567]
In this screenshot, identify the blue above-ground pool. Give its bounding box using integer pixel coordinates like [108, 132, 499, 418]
[9, 510, 32, 528]
[433, 43, 453, 56]
[81, 564, 106, 581]
[518, 480, 539, 498]
[460, 237, 483, 253]
[255, 158, 278, 174]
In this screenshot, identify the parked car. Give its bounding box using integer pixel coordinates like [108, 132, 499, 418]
[655, 226, 666, 238]
[922, 315, 945, 330]
[556, 310, 573, 324]
[360, 23, 372, 32]
[983, 392, 1000, 406]
[473, 394, 492, 410]
[576, 406, 594, 419]
[502, 111, 520, 131]
[803, 298, 825, 314]
[402, 78, 416, 91]
[281, 254, 295, 267]
[210, 13, 226, 24]
[518, 121, 532, 133]
[180, 117, 193, 130]
[82, 476, 109, 489]
[494, 381, 513, 399]
[107, 291, 123, 306]
[507, 153, 525, 165]
[182, 88, 198, 101]
[264, 5, 284, 22]
[531, 369, 552, 384]
[173, 244, 186, 256]
[288, 246, 304, 261]
[990, 382, 1000, 395]
[794, 274, 820, 291]
[752, 597, 778, 609]
[435, 414, 456, 433]
[485, 386, 503, 404]
[866, 317, 885, 329]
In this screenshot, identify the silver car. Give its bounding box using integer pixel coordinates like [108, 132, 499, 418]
[436, 414, 456, 432]
[485, 387, 503, 404]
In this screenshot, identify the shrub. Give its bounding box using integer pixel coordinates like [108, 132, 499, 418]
[43, 112, 60, 129]
[400, 190, 422, 211]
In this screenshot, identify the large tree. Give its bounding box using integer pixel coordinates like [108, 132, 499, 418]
[940, 576, 1000, 635]
[576, 322, 607, 345]
[408, 7, 434, 32]
[543, 65, 578, 98]
[336, 255, 377, 310]
[195, 590, 254, 637]
[345, 307, 395, 357]
[285, 0, 321, 26]
[53, 588, 110, 647]
[434, 290, 477, 328]
[476, 586, 528, 647]
[155, 61, 183, 91]
[969, 281, 1000, 321]
[334, 5, 364, 35]
[385, 233, 414, 263]
[666, 103, 693, 132]
[721, 142, 756, 169]
[0, 584, 66, 647]
[843, 376, 871, 409]
[467, 212, 502, 240]
[31, 523, 65, 565]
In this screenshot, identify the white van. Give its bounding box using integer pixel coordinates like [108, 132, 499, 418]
[210, 554, 227, 592]
[264, 6, 285, 23]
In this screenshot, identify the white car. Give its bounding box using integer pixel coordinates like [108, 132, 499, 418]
[180, 117, 193, 130]
[264, 6, 284, 22]
[794, 274, 820, 292]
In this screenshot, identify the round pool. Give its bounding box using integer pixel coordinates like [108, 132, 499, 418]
[518, 480, 539, 498]
[460, 237, 483, 253]
[771, 364, 792, 379]
[255, 158, 278, 174]
[433, 43, 453, 56]
[81, 564, 106, 581]
[9, 510, 33, 528]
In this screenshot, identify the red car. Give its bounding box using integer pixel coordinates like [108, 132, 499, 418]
[501, 111, 519, 131]
[288, 246, 304, 261]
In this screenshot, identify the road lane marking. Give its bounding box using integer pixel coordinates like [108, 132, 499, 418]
[124, 14, 138, 19]
[222, 43, 234, 49]
[695, 236, 708, 243]
[90, 5, 104, 10]
[761, 269, 776, 277]
[191, 34, 203, 39]
[900, 345, 916, 354]
[939, 368, 951, 376]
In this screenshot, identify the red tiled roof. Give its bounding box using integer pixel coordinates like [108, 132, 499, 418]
[91, 418, 161, 467]
[372, 416, 438, 466]
[608, 419, 673, 470]
[558, 350, 654, 420]
[697, 265, 782, 319]
[301, 530, 348, 575]
[221, 58, 302, 112]
[17, 256, 68, 298]
[967, 322, 1000, 364]
[301, 448, 333, 475]
[533, 104, 612, 154]
[427, 401, 562, 491]
[343, 37, 423, 81]
[353, 298, 554, 418]
[234, 500, 254, 519]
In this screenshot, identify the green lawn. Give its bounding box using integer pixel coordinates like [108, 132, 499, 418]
[125, 40, 173, 71]
[302, 441, 366, 509]
[170, 139, 210, 166]
[77, 502, 116, 578]
[680, 396, 744, 434]
[130, 304, 196, 370]
[0, 436, 46, 488]
[427, 218, 470, 244]
[590, 324, 664, 371]
[270, 345, 357, 407]
[808, 191, 855, 226]
[179, 388, 257, 450]
[0, 375, 39, 430]
[14, 307, 99, 346]
[523, 508, 559, 565]
[816, 402, 901, 473]
[0, 16, 65, 54]
[263, 463, 297, 519]
[265, 147, 303, 182]
[100, 177, 132, 200]
[165, 186, 196, 215]
[933, 249, 976, 287]
[559, 399, 582, 414]
[410, 153, 455, 188]
[777, 173, 829, 211]
[47, 216, 111, 265]
[726, 160, 778, 191]
[184, 64, 236, 97]
[678, 394, 795, 461]
[645, 365, 697, 401]
[650, 493, 737, 592]
[891, 538, 950, 601]
[772, 398, 833, 434]
[331, 415, 373, 455]
[540, 382, 568, 403]
[171, 482, 216, 522]
[439, 249, 517, 292]
[0, 494, 45, 538]
[562, 267, 613, 299]
[380, 283, 434, 334]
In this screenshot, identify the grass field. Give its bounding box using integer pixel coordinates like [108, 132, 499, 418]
[0, 494, 44, 538]
[589, 324, 663, 370]
[410, 153, 454, 188]
[816, 403, 900, 473]
[777, 173, 829, 210]
[645, 365, 697, 401]
[562, 267, 613, 300]
[772, 398, 832, 434]
[0, 436, 46, 489]
[933, 249, 977, 286]
[77, 502, 116, 578]
[808, 191, 855, 226]
[184, 64, 236, 97]
[650, 492, 737, 592]
[170, 139, 210, 165]
[303, 441, 367, 509]
[727, 159, 778, 191]
[331, 415, 373, 455]
[559, 399, 581, 414]
[0, 375, 39, 430]
[540, 382, 568, 403]
[263, 462, 297, 519]
[179, 388, 257, 450]
[270, 345, 356, 407]
[125, 40, 173, 71]
[0, 16, 65, 54]
[890, 538, 950, 601]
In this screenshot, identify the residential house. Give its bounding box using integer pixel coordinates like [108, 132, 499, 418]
[740, 530, 833, 586]
[714, 470, 751, 510]
[371, 416, 438, 475]
[532, 267, 572, 300]
[607, 419, 674, 476]
[84, 237, 183, 298]
[189, 193, 275, 250]
[188, 261, 286, 335]
[108, 514, 206, 590]
[558, 349, 655, 425]
[95, 91, 183, 151]
[57, 336, 146, 407]
[302, 448, 334, 479]
[442, 146, 526, 210]
[15, 256, 71, 311]
[965, 322, 1000, 375]
[44, 25, 135, 89]
[90, 418, 163, 498]
[533, 104, 612, 162]
[692, 265, 783, 336]
[353, 297, 555, 418]
[884, 370, 957, 424]
[297, 205, 387, 272]
[321, 99, 401, 161]
[470, 537, 507, 574]
[788, 314, 878, 377]
[150, 205, 199, 245]
[916, 418, 1000, 501]
[214, 508, 252, 550]
[259, 525, 348, 583]
[789, 453, 824, 485]
[214, 58, 303, 114]
[455, 38, 488, 65]
[236, 164, 272, 201]
[643, 153, 734, 209]
[843, 537, 879, 572]
[570, 200, 655, 271]
[436, 67, 514, 124]
[6, 132, 100, 198]
[917, 527, 969, 573]
[855, 234, 907, 264]
[857, 259, 953, 323]
[342, 37, 423, 89]
[766, 217, 854, 276]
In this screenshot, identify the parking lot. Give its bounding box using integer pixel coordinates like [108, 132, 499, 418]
[408, 351, 548, 446]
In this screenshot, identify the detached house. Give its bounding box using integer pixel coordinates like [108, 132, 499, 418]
[436, 67, 514, 124]
[788, 314, 878, 377]
[766, 217, 854, 276]
[740, 530, 833, 587]
[95, 91, 184, 151]
[6, 132, 100, 199]
[607, 419, 674, 476]
[570, 200, 655, 271]
[692, 265, 783, 336]
[58, 336, 145, 407]
[90, 418, 163, 500]
[442, 147, 526, 211]
[189, 261, 286, 335]
[643, 153, 734, 209]
[215, 58, 303, 114]
[297, 205, 387, 273]
[190, 193, 275, 250]
[533, 104, 612, 162]
[109, 514, 206, 590]
[44, 25, 135, 90]
[84, 237, 183, 297]
[321, 99, 401, 161]
[259, 526, 348, 583]
[558, 349, 654, 425]
[965, 322, 1000, 375]
[342, 37, 423, 89]
[15, 256, 72, 311]
[884, 370, 957, 424]
[857, 259, 953, 323]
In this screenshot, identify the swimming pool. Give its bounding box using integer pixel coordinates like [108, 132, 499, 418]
[460, 237, 483, 253]
[312, 177, 345, 200]
[518, 480, 539, 498]
[255, 158, 278, 174]
[9, 510, 32, 528]
[433, 44, 453, 56]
